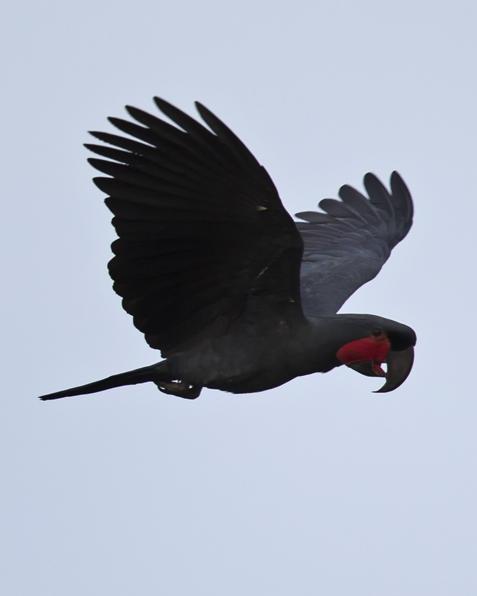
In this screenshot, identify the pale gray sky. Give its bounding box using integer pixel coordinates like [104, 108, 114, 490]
[2, 1, 476, 595]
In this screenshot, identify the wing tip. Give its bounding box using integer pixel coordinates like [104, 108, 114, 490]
[153, 96, 170, 111]
[92, 176, 113, 193]
[299, 170, 413, 241]
[124, 104, 138, 118]
[88, 130, 104, 140]
[294, 210, 330, 223]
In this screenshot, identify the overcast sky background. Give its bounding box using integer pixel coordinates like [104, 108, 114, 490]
[2, 1, 476, 594]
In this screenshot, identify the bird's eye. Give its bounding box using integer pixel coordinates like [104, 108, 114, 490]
[371, 329, 383, 337]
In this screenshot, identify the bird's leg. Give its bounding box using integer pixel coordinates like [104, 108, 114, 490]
[155, 379, 202, 399]
[152, 361, 202, 399]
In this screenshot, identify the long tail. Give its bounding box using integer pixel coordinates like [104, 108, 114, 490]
[38, 363, 166, 401]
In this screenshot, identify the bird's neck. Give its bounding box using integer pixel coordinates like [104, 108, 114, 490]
[294, 314, 376, 375]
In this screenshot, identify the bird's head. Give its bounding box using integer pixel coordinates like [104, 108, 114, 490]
[330, 314, 416, 393]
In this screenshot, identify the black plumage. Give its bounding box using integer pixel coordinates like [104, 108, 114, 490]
[39, 99, 416, 401]
[296, 171, 413, 316]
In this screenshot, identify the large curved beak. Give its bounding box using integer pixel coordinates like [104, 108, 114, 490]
[374, 346, 414, 393]
[346, 346, 415, 393]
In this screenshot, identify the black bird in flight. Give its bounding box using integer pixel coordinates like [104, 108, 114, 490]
[39, 98, 416, 401]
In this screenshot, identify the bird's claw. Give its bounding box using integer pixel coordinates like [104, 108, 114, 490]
[156, 380, 202, 399]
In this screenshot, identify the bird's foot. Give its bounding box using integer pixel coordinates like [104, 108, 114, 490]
[156, 379, 202, 399]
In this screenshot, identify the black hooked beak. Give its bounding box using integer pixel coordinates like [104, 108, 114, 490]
[346, 346, 415, 393]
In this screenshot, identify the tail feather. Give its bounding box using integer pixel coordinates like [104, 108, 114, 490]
[38, 363, 164, 401]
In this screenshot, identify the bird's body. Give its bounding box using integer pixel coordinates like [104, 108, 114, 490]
[39, 98, 416, 402]
[166, 315, 304, 393]
[165, 314, 414, 394]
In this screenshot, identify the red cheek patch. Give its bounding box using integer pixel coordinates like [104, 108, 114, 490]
[336, 336, 391, 365]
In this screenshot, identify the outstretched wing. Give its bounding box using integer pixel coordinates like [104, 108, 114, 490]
[86, 99, 304, 355]
[295, 172, 413, 317]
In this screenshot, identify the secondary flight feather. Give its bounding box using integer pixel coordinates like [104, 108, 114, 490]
[39, 98, 416, 401]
